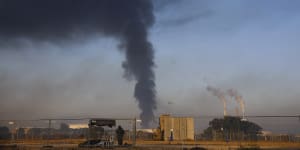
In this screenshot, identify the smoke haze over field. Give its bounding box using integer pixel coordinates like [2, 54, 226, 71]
[1, 0, 300, 133]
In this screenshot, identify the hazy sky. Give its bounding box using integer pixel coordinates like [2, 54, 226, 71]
[0, 0, 300, 132]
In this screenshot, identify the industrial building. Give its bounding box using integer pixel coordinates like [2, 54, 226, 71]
[159, 114, 194, 141]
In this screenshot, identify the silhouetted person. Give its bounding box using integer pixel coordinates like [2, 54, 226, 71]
[116, 126, 125, 146]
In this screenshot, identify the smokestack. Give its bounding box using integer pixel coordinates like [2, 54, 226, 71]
[223, 99, 227, 116]
[206, 86, 227, 117]
[227, 89, 245, 119]
[235, 107, 240, 116]
[0, 0, 156, 127]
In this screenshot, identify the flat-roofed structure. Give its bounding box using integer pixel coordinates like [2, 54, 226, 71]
[159, 114, 194, 141]
[69, 123, 88, 129]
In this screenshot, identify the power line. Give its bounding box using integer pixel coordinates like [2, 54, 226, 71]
[245, 115, 300, 120]
[1, 115, 299, 122]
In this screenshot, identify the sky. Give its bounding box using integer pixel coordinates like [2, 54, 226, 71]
[0, 0, 300, 133]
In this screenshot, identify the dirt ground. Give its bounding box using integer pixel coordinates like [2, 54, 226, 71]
[1, 139, 300, 150]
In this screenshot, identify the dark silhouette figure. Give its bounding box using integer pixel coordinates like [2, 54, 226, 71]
[116, 126, 125, 146]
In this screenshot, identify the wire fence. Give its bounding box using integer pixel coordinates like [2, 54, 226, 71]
[0, 115, 299, 144]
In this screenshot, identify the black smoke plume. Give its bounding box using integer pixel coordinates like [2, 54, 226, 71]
[0, 0, 156, 127]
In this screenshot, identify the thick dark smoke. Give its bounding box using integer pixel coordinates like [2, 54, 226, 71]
[0, 0, 156, 127]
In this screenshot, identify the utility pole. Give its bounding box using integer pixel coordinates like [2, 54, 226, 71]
[46, 119, 51, 146]
[8, 121, 14, 144]
[132, 118, 136, 146]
